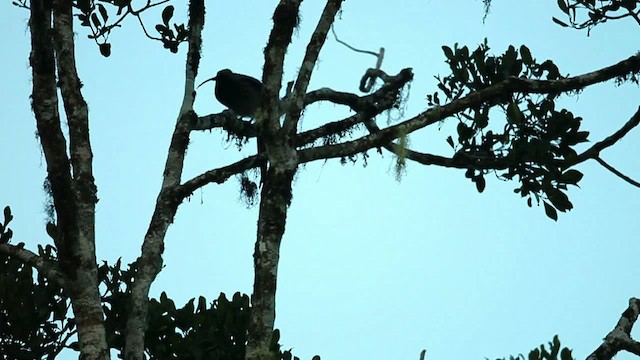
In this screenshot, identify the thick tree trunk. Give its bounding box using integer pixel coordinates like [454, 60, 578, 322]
[53, 0, 107, 356]
[246, 163, 296, 360]
[29, 1, 108, 359]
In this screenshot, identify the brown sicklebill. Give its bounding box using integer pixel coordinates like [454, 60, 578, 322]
[198, 69, 267, 184]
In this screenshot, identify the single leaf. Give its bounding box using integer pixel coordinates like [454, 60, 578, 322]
[162, 5, 175, 26]
[3, 206, 11, 222]
[561, 169, 583, 185]
[547, 188, 572, 212]
[155, 24, 167, 34]
[544, 202, 558, 221]
[442, 46, 454, 60]
[99, 43, 111, 57]
[560, 347, 574, 360]
[506, 102, 524, 124]
[97, 3, 108, 22]
[91, 12, 101, 28]
[446, 135, 454, 148]
[520, 45, 533, 65]
[552, 17, 570, 27]
[475, 175, 486, 193]
[557, 0, 569, 14]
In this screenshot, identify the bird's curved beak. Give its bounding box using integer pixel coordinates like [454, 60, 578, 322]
[196, 76, 216, 89]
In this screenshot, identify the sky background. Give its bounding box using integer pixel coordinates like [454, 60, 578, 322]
[2, 0, 640, 359]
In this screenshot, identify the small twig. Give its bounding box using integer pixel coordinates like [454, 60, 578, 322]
[282, 0, 344, 135]
[135, 12, 163, 41]
[419, 349, 426, 360]
[331, 25, 379, 56]
[573, 106, 640, 165]
[12, 0, 29, 10]
[331, 24, 385, 92]
[595, 156, 640, 188]
[129, 0, 170, 15]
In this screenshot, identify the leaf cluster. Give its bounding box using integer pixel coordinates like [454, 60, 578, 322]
[553, 0, 640, 33]
[430, 41, 587, 220]
[0, 244, 72, 359]
[492, 335, 574, 360]
[70, 0, 188, 57]
[1, 253, 306, 359]
[0, 206, 13, 244]
[155, 5, 188, 53]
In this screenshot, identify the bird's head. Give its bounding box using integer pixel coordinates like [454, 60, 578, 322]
[197, 69, 233, 89]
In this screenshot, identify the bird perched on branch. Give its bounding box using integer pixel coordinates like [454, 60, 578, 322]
[198, 69, 262, 116]
[198, 69, 267, 183]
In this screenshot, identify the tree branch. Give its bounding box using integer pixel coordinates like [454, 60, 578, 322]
[298, 54, 640, 163]
[180, 68, 412, 198]
[125, 1, 205, 360]
[572, 106, 640, 165]
[295, 113, 365, 147]
[587, 298, 640, 360]
[282, 0, 344, 136]
[194, 111, 257, 137]
[248, 1, 303, 359]
[52, 1, 109, 358]
[175, 155, 264, 199]
[594, 157, 640, 188]
[29, 0, 76, 256]
[259, 0, 302, 149]
[0, 244, 66, 289]
[368, 107, 640, 185]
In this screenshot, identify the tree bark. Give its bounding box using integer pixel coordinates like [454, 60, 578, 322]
[29, 0, 108, 358]
[245, 2, 302, 358]
[124, 1, 205, 359]
[247, 163, 296, 360]
[53, 1, 107, 359]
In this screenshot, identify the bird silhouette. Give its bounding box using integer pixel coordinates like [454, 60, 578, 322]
[198, 69, 267, 183]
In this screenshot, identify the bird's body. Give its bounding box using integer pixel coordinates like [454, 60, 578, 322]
[198, 69, 267, 183]
[198, 69, 262, 117]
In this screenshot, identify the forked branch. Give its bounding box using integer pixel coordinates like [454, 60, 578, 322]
[587, 298, 640, 360]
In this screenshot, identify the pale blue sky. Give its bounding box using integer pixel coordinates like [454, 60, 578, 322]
[2, 1, 640, 359]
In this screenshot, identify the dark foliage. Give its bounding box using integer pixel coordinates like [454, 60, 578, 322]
[553, 0, 640, 33]
[0, 247, 303, 360]
[0, 243, 71, 360]
[429, 40, 587, 220]
[491, 335, 574, 360]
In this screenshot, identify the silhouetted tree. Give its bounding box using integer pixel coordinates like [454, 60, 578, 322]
[2, 1, 640, 360]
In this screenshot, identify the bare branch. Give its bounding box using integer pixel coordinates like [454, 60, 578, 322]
[282, 0, 344, 136]
[0, 244, 66, 289]
[594, 157, 640, 188]
[260, 0, 303, 145]
[331, 24, 380, 57]
[419, 349, 426, 360]
[304, 87, 363, 108]
[125, 1, 205, 359]
[331, 24, 385, 92]
[295, 113, 365, 146]
[587, 298, 640, 360]
[572, 106, 640, 165]
[176, 155, 263, 199]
